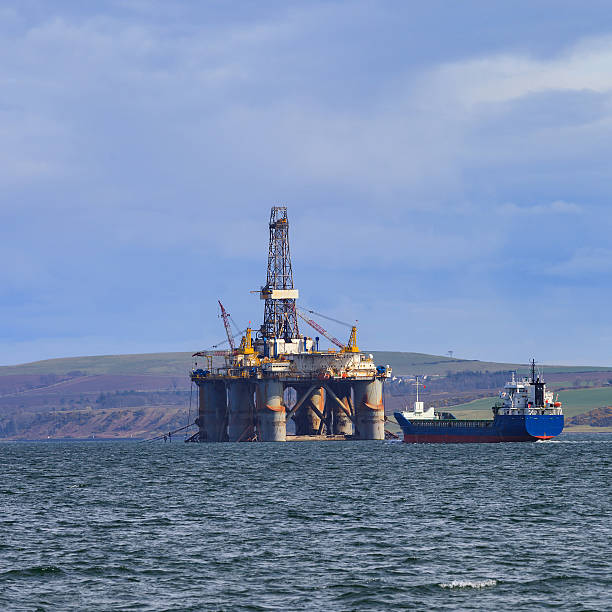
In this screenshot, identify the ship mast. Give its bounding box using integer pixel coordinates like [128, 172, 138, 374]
[530, 358, 545, 407]
[413, 376, 425, 410]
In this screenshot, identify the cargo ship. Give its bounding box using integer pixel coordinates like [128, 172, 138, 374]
[394, 362, 564, 443]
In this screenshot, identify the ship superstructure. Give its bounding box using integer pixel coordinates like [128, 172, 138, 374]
[494, 366, 562, 417]
[396, 377, 438, 420]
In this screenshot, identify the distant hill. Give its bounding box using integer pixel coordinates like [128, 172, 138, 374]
[2, 350, 610, 378]
[370, 352, 611, 377]
[0, 352, 194, 377]
[1, 350, 610, 440]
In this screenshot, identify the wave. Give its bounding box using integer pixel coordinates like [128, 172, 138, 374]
[0, 565, 64, 579]
[440, 579, 497, 589]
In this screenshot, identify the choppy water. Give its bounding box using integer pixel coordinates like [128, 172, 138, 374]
[1, 434, 611, 611]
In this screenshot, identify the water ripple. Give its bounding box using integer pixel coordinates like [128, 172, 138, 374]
[0, 433, 610, 611]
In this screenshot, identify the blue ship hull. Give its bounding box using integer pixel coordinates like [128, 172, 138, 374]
[394, 412, 564, 443]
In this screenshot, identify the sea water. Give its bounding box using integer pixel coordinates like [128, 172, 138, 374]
[1, 434, 610, 611]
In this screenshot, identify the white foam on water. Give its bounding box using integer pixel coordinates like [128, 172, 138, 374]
[440, 579, 497, 589]
[541, 439, 612, 444]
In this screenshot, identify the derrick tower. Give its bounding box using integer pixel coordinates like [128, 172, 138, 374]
[260, 206, 299, 339]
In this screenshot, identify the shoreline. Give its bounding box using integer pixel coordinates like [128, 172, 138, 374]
[1, 429, 611, 442]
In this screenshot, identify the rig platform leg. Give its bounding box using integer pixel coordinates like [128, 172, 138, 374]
[308, 387, 325, 435]
[353, 379, 384, 440]
[227, 381, 253, 442]
[330, 383, 353, 435]
[257, 379, 286, 442]
[293, 386, 310, 436]
[294, 385, 324, 435]
[196, 382, 207, 441]
[203, 381, 228, 442]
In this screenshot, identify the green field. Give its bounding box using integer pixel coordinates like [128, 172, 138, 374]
[2, 350, 610, 378]
[450, 387, 612, 418]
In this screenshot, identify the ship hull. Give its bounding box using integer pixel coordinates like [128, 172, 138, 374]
[394, 412, 564, 444]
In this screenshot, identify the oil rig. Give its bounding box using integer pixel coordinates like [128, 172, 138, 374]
[189, 207, 391, 442]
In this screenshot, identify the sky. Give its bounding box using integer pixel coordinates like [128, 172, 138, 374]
[1, 0, 612, 366]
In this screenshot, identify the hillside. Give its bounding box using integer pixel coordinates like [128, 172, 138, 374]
[370, 352, 611, 377]
[1, 350, 611, 439]
[566, 407, 612, 427]
[0, 352, 195, 377]
[2, 350, 610, 378]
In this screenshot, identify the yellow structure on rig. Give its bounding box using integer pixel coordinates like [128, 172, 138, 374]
[342, 326, 360, 353]
[237, 327, 256, 356]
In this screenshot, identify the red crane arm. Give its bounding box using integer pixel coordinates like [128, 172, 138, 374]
[296, 310, 344, 349]
[218, 300, 236, 353]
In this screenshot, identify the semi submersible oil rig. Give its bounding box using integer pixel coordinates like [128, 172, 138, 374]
[188, 207, 391, 442]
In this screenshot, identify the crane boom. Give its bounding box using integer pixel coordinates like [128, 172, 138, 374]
[218, 300, 236, 353]
[296, 310, 344, 349]
[302, 308, 352, 328]
[192, 350, 232, 357]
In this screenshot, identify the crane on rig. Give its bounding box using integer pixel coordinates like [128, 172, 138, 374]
[218, 300, 236, 354]
[296, 308, 360, 353]
[192, 349, 232, 358]
[192, 301, 245, 358]
[296, 309, 344, 349]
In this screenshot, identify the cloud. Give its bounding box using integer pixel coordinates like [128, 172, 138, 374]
[2, 7, 612, 205]
[498, 201, 583, 216]
[428, 36, 612, 109]
[1, 3, 612, 365]
[548, 247, 612, 277]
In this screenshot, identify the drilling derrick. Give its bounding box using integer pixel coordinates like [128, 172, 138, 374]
[260, 207, 299, 340]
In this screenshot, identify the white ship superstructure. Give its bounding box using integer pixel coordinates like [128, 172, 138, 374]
[396, 377, 438, 421]
[494, 364, 562, 416]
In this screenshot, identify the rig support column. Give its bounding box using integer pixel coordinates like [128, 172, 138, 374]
[330, 383, 353, 435]
[196, 382, 207, 441]
[353, 379, 384, 440]
[293, 386, 325, 436]
[227, 381, 253, 442]
[308, 387, 325, 435]
[294, 385, 325, 436]
[257, 379, 286, 442]
[293, 386, 310, 435]
[203, 381, 228, 442]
